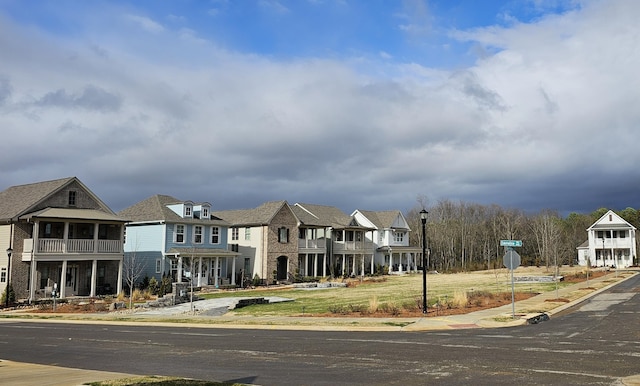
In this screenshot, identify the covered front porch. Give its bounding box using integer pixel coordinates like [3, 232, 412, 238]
[378, 246, 423, 274]
[168, 248, 240, 288]
[28, 257, 123, 301]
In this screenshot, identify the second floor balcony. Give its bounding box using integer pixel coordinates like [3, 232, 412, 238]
[27, 238, 123, 254]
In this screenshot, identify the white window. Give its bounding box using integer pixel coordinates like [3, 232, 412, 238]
[394, 232, 405, 243]
[155, 259, 161, 274]
[0, 267, 6, 283]
[244, 227, 251, 241]
[210, 226, 220, 244]
[232, 227, 239, 241]
[175, 224, 185, 243]
[185, 206, 192, 217]
[194, 225, 203, 244]
[202, 207, 209, 219]
[278, 227, 289, 243]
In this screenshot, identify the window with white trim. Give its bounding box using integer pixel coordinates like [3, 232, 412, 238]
[202, 207, 209, 219]
[194, 225, 203, 244]
[210, 226, 220, 244]
[278, 227, 289, 243]
[244, 227, 251, 241]
[185, 206, 192, 217]
[155, 259, 161, 274]
[0, 267, 6, 283]
[175, 224, 185, 243]
[394, 232, 405, 243]
[231, 227, 239, 241]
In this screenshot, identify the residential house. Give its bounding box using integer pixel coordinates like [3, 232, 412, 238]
[293, 203, 376, 277]
[576, 210, 636, 268]
[352, 210, 421, 274]
[214, 201, 299, 284]
[118, 195, 238, 287]
[0, 177, 126, 301]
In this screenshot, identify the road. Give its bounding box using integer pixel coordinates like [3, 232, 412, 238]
[0, 274, 638, 385]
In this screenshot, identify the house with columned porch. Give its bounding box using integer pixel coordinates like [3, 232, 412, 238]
[0, 177, 126, 302]
[577, 210, 636, 268]
[118, 195, 238, 288]
[352, 210, 421, 274]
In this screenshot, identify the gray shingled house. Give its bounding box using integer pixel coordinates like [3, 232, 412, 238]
[0, 177, 126, 302]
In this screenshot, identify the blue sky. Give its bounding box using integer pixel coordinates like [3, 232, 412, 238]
[0, 0, 638, 215]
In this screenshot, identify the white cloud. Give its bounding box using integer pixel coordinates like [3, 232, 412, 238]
[123, 14, 165, 33]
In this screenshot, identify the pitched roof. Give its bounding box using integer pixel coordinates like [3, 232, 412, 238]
[118, 194, 228, 225]
[0, 177, 114, 221]
[213, 200, 292, 226]
[358, 210, 410, 230]
[293, 203, 373, 229]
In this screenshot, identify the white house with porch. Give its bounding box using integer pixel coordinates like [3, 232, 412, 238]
[577, 210, 636, 268]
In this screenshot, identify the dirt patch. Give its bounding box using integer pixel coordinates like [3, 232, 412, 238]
[31, 301, 111, 313]
[544, 298, 571, 303]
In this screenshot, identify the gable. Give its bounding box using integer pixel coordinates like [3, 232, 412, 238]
[588, 210, 635, 230]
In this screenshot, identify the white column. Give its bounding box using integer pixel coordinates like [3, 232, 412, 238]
[177, 255, 183, 282]
[93, 224, 99, 253]
[90, 259, 97, 297]
[117, 258, 123, 295]
[313, 254, 318, 277]
[214, 257, 220, 287]
[322, 254, 327, 276]
[60, 260, 68, 298]
[304, 254, 309, 276]
[341, 255, 346, 276]
[29, 259, 38, 302]
[198, 257, 203, 286]
[231, 257, 236, 285]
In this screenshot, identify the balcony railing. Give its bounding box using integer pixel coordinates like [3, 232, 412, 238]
[333, 240, 374, 251]
[30, 238, 122, 254]
[298, 239, 327, 249]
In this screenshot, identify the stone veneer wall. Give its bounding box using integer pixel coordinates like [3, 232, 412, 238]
[265, 206, 299, 283]
[10, 222, 31, 300]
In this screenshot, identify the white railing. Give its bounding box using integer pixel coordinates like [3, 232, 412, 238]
[35, 238, 122, 254]
[333, 240, 374, 251]
[298, 239, 326, 249]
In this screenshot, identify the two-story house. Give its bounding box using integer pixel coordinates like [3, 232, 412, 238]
[118, 195, 237, 287]
[214, 201, 299, 284]
[352, 210, 421, 274]
[0, 177, 126, 301]
[293, 203, 376, 277]
[577, 210, 636, 268]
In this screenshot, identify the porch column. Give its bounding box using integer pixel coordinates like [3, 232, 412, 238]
[351, 255, 356, 274]
[214, 257, 220, 288]
[29, 259, 38, 302]
[313, 254, 318, 277]
[60, 260, 68, 298]
[322, 254, 327, 276]
[117, 258, 123, 295]
[231, 257, 236, 285]
[93, 224, 99, 253]
[341, 255, 346, 276]
[90, 259, 97, 297]
[304, 254, 309, 276]
[63, 222, 69, 253]
[369, 253, 373, 274]
[198, 257, 203, 287]
[177, 255, 183, 282]
[361, 254, 365, 277]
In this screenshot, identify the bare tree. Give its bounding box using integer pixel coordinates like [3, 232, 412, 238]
[123, 247, 147, 309]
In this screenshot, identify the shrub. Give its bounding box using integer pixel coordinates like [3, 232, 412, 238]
[148, 277, 159, 295]
[368, 295, 379, 313]
[450, 289, 468, 308]
[0, 284, 16, 306]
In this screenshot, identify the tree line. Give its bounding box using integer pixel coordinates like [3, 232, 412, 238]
[405, 199, 640, 272]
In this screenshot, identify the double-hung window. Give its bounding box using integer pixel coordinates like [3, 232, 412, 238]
[210, 226, 220, 244]
[175, 224, 185, 243]
[244, 227, 251, 241]
[194, 225, 203, 244]
[278, 227, 289, 243]
[231, 227, 239, 241]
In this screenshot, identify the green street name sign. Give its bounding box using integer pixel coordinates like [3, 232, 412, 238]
[500, 240, 523, 247]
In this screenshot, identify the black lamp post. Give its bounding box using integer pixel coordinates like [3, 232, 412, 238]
[5, 246, 12, 307]
[420, 209, 428, 314]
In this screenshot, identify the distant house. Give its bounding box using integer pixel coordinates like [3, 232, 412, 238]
[0, 177, 126, 301]
[352, 210, 421, 274]
[577, 210, 636, 268]
[118, 195, 237, 287]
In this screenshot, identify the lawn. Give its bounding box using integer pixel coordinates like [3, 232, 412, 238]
[199, 266, 594, 317]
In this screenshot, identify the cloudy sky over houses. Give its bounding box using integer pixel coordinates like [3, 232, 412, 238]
[0, 0, 638, 215]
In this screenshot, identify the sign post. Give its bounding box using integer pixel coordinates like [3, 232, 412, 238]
[501, 240, 522, 319]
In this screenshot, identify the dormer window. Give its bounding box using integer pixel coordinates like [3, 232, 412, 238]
[68, 191, 77, 206]
[185, 206, 192, 217]
[202, 207, 209, 219]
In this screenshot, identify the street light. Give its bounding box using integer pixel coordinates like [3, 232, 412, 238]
[420, 209, 428, 314]
[5, 247, 12, 308]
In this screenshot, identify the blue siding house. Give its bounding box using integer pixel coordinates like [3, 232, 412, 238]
[118, 195, 238, 287]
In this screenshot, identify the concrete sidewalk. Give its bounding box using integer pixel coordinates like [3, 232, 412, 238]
[0, 360, 133, 386]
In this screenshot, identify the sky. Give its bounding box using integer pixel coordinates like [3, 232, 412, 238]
[0, 0, 639, 216]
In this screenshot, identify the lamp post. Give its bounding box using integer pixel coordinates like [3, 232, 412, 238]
[420, 209, 428, 314]
[5, 247, 12, 308]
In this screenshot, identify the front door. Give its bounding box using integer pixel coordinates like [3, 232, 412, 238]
[277, 256, 288, 281]
[65, 265, 78, 296]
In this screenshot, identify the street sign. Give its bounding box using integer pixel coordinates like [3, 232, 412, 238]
[500, 240, 523, 247]
[503, 249, 521, 270]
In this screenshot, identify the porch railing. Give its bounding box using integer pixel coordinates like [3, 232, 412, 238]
[34, 238, 122, 254]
